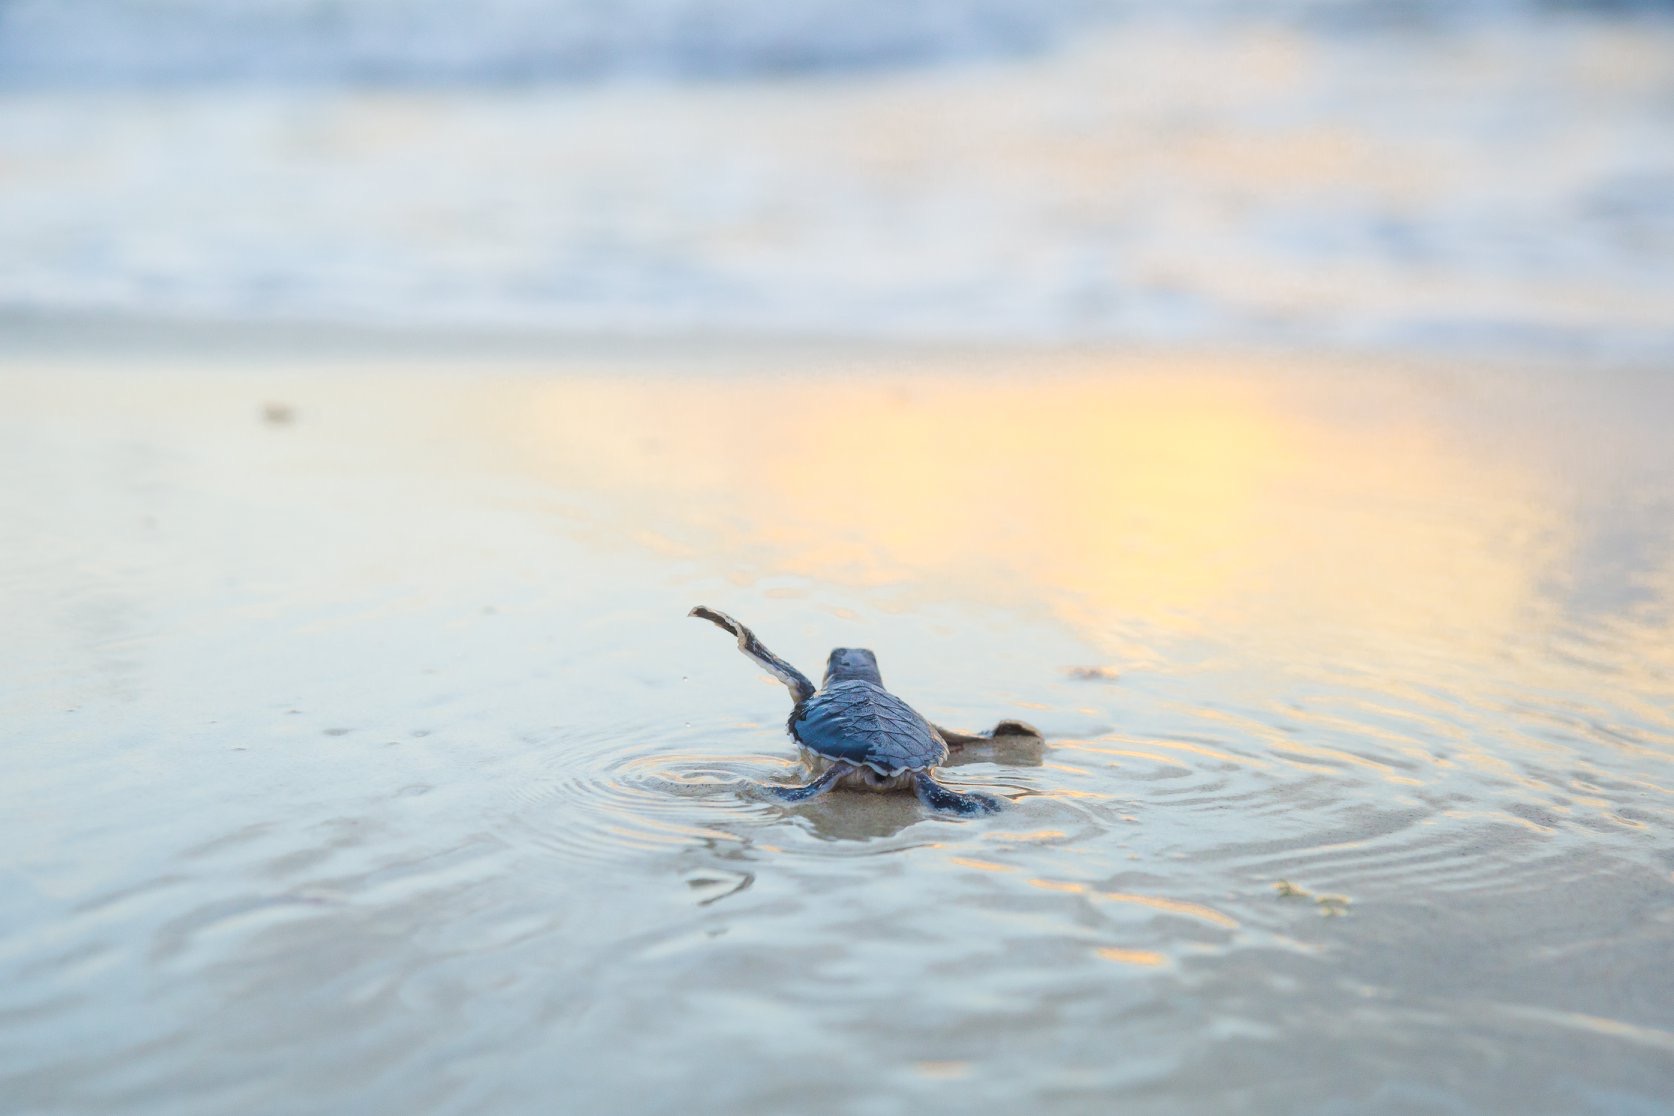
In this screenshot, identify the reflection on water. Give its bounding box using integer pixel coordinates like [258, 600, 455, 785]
[496, 357, 1670, 682]
[1, 349, 1672, 1113]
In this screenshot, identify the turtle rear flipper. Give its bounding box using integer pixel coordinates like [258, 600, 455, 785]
[913, 773, 1003, 816]
[933, 720, 1045, 749]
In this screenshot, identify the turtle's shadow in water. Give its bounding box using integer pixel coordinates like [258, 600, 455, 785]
[786, 790, 934, 842]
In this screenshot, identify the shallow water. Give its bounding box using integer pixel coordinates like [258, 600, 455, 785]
[3, 346, 1673, 1114]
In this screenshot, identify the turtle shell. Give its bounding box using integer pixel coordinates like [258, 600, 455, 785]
[790, 680, 949, 776]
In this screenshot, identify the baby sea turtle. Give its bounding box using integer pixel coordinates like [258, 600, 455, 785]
[690, 606, 1007, 815]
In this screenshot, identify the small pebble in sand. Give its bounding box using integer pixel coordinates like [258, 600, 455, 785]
[1065, 665, 1120, 682]
[1276, 879, 1352, 916]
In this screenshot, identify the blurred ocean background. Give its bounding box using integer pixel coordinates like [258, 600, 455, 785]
[1, 0, 1671, 356]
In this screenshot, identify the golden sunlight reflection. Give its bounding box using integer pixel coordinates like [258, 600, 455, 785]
[1095, 947, 1169, 967]
[1096, 892, 1240, 930]
[913, 1061, 972, 1080]
[1060, 741, 1259, 769]
[1029, 878, 1088, 895]
[473, 357, 1666, 680]
[990, 830, 1070, 843]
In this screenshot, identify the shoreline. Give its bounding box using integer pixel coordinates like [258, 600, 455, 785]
[3, 307, 1667, 379]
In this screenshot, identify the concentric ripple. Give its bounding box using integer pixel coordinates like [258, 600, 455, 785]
[503, 722, 790, 871]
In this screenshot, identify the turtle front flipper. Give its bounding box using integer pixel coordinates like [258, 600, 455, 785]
[913, 772, 1003, 815]
[690, 606, 816, 704]
[758, 761, 854, 803]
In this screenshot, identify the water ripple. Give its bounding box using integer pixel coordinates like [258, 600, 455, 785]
[509, 752, 766, 869]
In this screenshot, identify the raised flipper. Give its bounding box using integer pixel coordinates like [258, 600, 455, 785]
[913, 772, 1003, 816]
[759, 761, 853, 803]
[690, 606, 816, 704]
[933, 719, 1045, 749]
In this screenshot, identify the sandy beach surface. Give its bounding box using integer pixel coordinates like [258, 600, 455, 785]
[3, 336, 1672, 1114]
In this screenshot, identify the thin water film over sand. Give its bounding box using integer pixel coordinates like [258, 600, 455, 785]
[2, 350, 1672, 1114]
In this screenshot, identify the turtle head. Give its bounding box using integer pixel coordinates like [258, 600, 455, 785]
[823, 647, 883, 687]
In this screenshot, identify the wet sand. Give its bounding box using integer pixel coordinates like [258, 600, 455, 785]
[3, 340, 1673, 1114]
